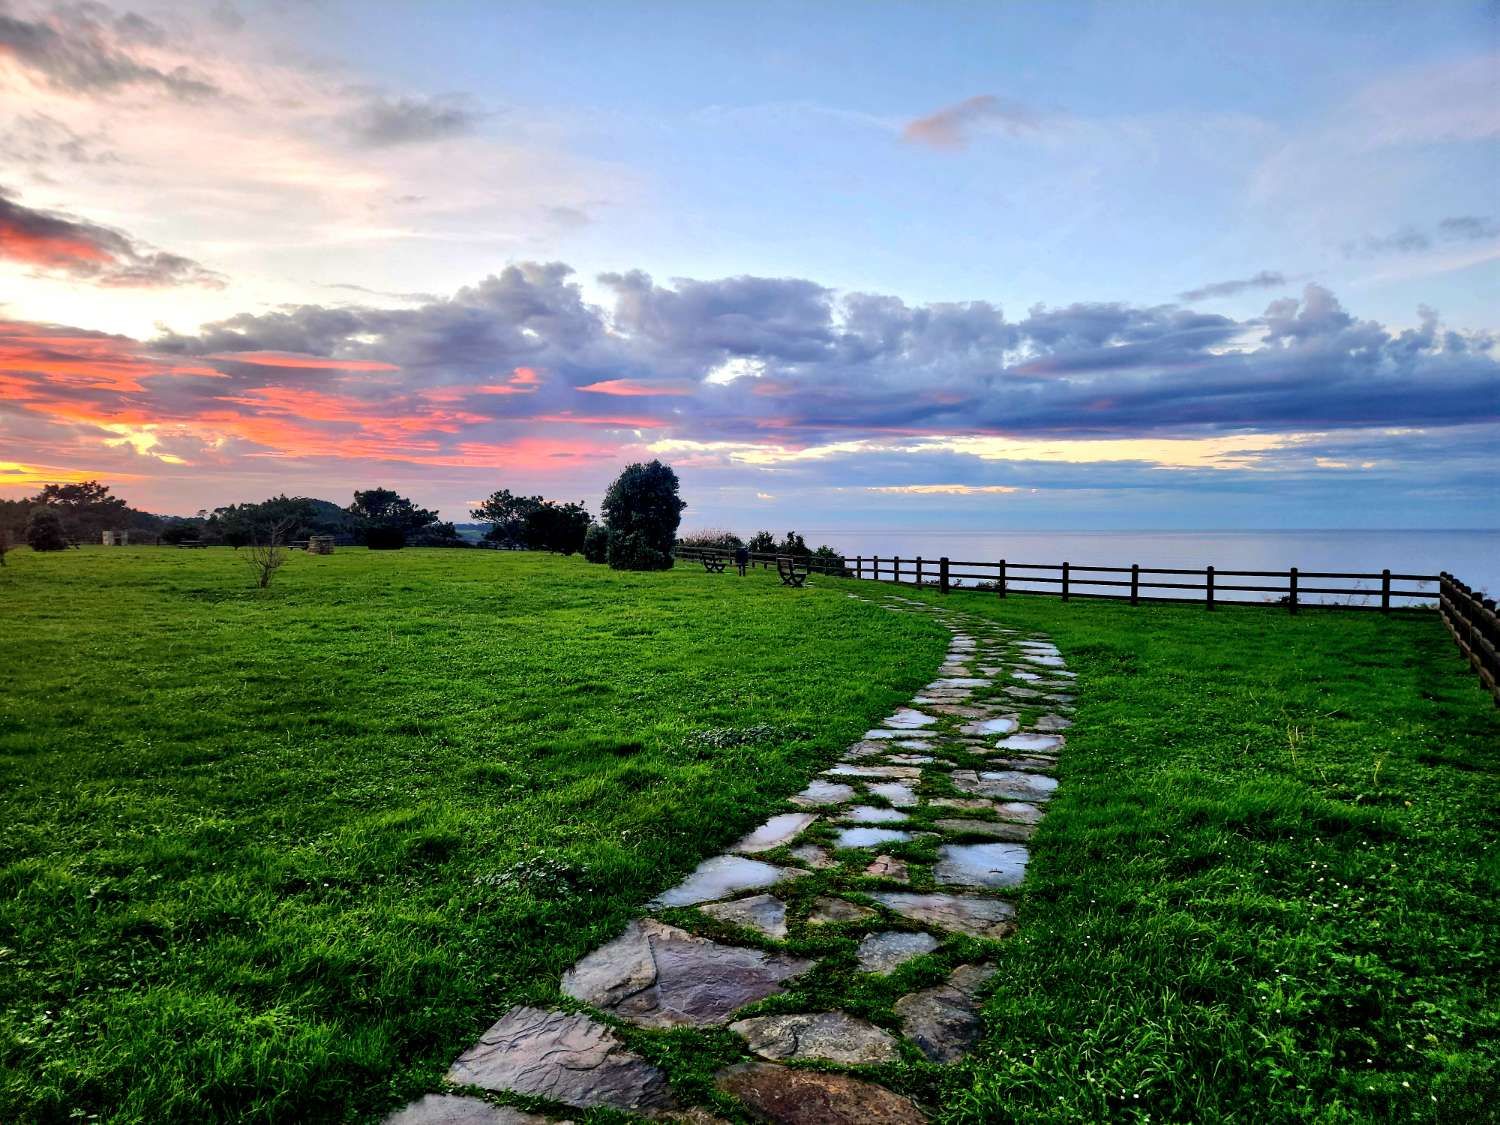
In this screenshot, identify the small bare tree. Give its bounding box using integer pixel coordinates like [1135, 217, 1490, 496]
[245, 517, 297, 588]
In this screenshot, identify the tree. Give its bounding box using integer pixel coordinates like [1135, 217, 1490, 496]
[409, 521, 468, 547]
[245, 517, 296, 588]
[747, 531, 775, 553]
[523, 501, 592, 555]
[26, 507, 68, 551]
[679, 529, 744, 551]
[471, 489, 542, 547]
[582, 524, 608, 563]
[601, 460, 686, 571]
[29, 480, 159, 541]
[347, 488, 438, 549]
[776, 531, 811, 557]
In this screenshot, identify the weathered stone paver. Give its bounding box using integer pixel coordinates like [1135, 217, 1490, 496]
[561, 919, 813, 1028]
[702, 894, 789, 939]
[856, 929, 939, 972]
[715, 1063, 928, 1124]
[447, 1007, 677, 1113]
[730, 1011, 901, 1063]
[390, 590, 1074, 1123]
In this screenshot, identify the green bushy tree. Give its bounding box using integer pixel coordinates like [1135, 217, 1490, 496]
[347, 488, 438, 550]
[601, 461, 686, 571]
[582, 524, 608, 563]
[747, 530, 775, 553]
[26, 507, 68, 551]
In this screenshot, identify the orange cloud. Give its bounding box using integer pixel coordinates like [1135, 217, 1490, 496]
[535, 411, 668, 428]
[578, 378, 694, 397]
[510, 366, 541, 385]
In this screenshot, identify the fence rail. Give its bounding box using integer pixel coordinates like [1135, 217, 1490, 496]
[675, 546, 1440, 613]
[1440, 573, 1500, 707]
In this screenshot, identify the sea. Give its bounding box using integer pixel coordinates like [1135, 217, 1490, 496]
[793, 529, 1499, 605]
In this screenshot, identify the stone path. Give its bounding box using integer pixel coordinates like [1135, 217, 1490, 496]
[388, 593, 1074, 1123]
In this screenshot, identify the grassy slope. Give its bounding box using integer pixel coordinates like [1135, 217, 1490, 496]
[893, 586, 1498, 1125]
[1, 550, 1495, 1124]
[0, 548, 947, 1124]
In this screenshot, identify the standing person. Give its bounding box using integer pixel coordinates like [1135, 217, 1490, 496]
[734, 543, 749, 576]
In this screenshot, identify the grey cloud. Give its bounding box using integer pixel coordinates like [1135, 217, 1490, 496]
[1178, 270, 1287, 302]
[1345, 215, 1499, 258]
[0, 184, 224, 288]
[1438, 215, 1500, 241]
[345, 94, 483, 147]
[0, 4, 219, 99]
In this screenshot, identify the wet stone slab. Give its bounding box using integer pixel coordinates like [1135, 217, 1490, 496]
[865, 781, 917, 807]
[824, 765, 923, 779]
[385, 1094, 563, 1125]
[881, 708, 938, 729]
[789, 844, 836, 869]
[447, 1006, 677, 1114]
[834, 826, 912, 849]
[701, 894, 788, 939]
[998, 733, 1065, 752]
[871, 892, 1016, 939]
[732, 813, 819, 854]
[561, 919, 814, 1028]
[842, 804, 910, 824]
[856, 930, 939, 973]
[730, 1011, 901, 1064]
[1033, 713, 1073, 732]
[934, 842, 1030, 890]
[790, 780, 856, 807]
[650, 855, 796, 908]
[950, 769, 1059, 804]
[715, 1062, 928, 1125]
[895, 962, 998, 1064]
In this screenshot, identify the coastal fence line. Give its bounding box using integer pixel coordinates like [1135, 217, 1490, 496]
[675, 546, 1440, 613]
[1439, 574, 1500, 707]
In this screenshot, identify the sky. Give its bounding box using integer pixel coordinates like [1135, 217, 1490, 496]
[1, 0, 1497, 532]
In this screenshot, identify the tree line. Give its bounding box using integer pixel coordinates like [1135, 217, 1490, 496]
[2, 460, 691, 574]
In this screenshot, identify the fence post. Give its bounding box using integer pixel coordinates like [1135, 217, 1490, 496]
[1206, 565, 1215, 611]
[1381, 568, 1391, 613]
[894, 555, 901, 585]
[1289, 567, 1299, 615]
[998, 558, 1007, 598]
[1130, 563, 1140, 606]
[873, 555, 879, 582]
[916, 556, 924, 587]
[855, 555, 863, 580]
[1062, 561, 1070, 602]
[940, 556, 950, 594]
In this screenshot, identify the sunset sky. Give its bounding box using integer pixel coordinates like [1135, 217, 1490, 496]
[1, 0, 1497, 530]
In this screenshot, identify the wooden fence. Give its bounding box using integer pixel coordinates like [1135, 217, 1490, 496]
[675, 546, 1439, 613]
[1440, 573, 1500, 707]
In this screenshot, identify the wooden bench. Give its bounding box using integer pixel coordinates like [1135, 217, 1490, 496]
[776, 555, 808, 587]
[700, 552, 727, 573]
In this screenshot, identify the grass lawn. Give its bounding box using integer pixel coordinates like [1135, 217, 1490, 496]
[1, 548, 1496, 1124]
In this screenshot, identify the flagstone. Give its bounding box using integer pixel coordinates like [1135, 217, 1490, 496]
[864, 854, 909, 881]
[870, 892, 1016, 939]
[934, 842, 1030, 889]
[790, 780, 856, 807]
[650, 855, 794, 908]
[842, 804, 910, 824]
[895, 963, 998, 1063]
[824, 765, 923, 779]
[447, 1007, 678, 1113]
[384, 1094, 562, 1125]
[733, 813, 819, 854]
[834, 826, 912, 848]
[881, 708, 938, 729]
[714, 1063, 928, 1125]
[561, 919, 814, 1029]
[950, 769, 1058, 803]
[960, 717, 1018, 736]
[997, 733, 1064, 752]
[730, 1011, 901, 1064]
[807, 896, 873, 925]
[789, 844, 836, 869]
[701, 894, 789, 939]
[865, 781, 917, 807]
[856, 930, 939, 972]
[1033, 713, 1073, 732]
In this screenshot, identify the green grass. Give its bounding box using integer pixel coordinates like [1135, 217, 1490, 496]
[1, 548, 1495, 1124]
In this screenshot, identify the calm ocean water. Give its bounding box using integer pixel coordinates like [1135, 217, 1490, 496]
[795, 530, 1499, 604]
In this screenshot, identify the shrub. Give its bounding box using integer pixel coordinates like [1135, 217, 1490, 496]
[678, 528, 744, 551]
[747, 530, 775, 552]
[366, 527, 406, 550]
[606, 529, 672, 571]
[26, 507, 68, 552]
[582, 524, 609, 563]
[601, 460, 686, 571]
